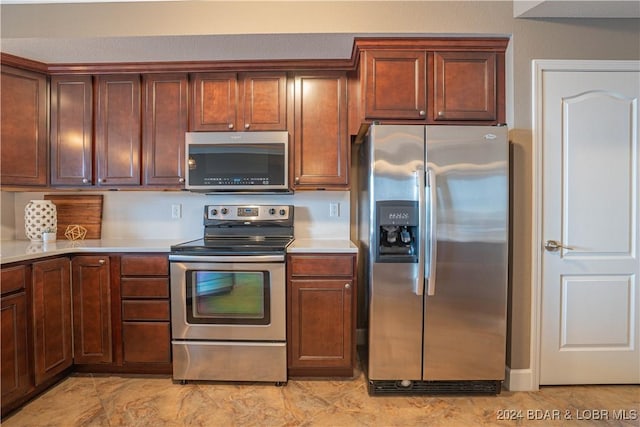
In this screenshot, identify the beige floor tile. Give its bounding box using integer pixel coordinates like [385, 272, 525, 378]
[2, 372, 638, 427]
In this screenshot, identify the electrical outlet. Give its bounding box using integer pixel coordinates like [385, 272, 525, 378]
[329, 202, 340, 217]
[171, 204, 182, 219]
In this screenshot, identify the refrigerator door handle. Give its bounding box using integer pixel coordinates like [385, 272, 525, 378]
[414, 167, 426, 296]
[427, 168, 437, 296]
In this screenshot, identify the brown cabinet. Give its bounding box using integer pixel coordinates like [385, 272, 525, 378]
[1, 266, 31, 414]
[142, 73, 188, 187]
[71, 256, 112, 364]
[191, 72, 287, 131]
[0, 65, 48, 186]
[287, 253, 357, 377]
[363, 50, 427, 120]
[50, 75, 93, 186]
[291, 72, 349, 190]
[95, 74, 141, 186]
[431, 51, 500, 122]
[360, 42, 506, 124]
[120, 255, 171, 367]
[31, 258, 73, 386]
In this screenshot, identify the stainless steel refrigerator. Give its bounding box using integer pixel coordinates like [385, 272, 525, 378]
[357, 124, 508, 395]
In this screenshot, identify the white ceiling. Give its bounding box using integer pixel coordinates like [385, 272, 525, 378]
[514, 0, 640, 18]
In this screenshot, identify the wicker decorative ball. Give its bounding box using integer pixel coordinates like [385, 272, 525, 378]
[64, 224, 87, 240]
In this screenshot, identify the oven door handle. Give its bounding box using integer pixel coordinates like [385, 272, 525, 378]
[169, 254, 285, 263]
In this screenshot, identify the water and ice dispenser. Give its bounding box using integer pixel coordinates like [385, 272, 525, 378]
[375, 201, 418, 263]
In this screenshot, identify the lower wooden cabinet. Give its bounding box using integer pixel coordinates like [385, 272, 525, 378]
[71, 256, 112, 364]
[31, 257, 73, 386]
[1, 265, 31, 414]
[287, 253, 357, 377]
[120, 255, 171, 368]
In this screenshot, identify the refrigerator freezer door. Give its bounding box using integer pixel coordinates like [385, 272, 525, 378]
[423, 125, 508, 381]
[367, 125, 426, 381]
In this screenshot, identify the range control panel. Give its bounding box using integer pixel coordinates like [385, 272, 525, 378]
[205, 205, 292, 221]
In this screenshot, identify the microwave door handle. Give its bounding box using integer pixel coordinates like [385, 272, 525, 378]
[415, 168, 426, 296]
[427, 168, 437, 296]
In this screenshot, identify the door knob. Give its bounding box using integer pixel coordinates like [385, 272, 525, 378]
[544, 240, 573, 252]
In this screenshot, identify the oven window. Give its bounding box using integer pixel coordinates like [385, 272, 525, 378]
[186, 271, 270, 325]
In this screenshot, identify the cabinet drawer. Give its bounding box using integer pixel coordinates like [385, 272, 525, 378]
[122, 300, 170, 321]
[1, 265, 27, 294]
[122, 322, 171, 363]
[121, 278, 169, 298]
[289, 255, 354, 277]
[120, 255, 168, 276]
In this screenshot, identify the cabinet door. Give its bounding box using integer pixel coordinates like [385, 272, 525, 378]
[431, 51, 497, 122]
[240, 72, 287, 131]
[32, 258, 72, 385]
[122, 322, 171, 364]
[95, 74, 141, 186]
[0, 65, 48, 186]
[1, 292, 31, 408]
[142, 73, 188, 186]
[71, 256, 112, 364]
[50, 75, 94, 186]
[288, 279, 353, 370]
[292, 72, 349, 189]
[363, 50, 427, 120]
[190, 72, 238, 131]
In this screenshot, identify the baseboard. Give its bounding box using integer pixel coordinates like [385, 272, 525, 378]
[504, 366, 538, 391]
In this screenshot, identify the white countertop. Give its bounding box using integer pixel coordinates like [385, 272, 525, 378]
[0, 239, 179, 264]
[1, 237, 358, 264]
[287, 238, 358, 254]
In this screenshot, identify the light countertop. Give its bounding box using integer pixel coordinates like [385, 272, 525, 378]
[1, 238, 358, 264]
[287, 238, 358, 254]
[0, 239, 179, 264]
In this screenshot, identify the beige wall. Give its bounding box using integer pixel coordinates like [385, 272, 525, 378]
[2, 1, 639, 371]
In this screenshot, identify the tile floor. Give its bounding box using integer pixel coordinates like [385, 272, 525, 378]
[3, 369, 638, 427]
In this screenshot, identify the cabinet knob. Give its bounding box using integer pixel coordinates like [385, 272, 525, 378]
[178, 177, 185, 183]
[419, 110, 426, 116]
[345, 283, 351, 290]
[437, 111, 444, 117]
[244, 123, 250, 129]
[98, 259, 106, 265]
[98, 178, 105, 183]
[228, 123, 234, 129]
[82, 178, 89, 184]
[295, 176, 300, 184]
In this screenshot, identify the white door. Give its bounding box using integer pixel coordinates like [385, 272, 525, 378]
[536, 61, 640, 385]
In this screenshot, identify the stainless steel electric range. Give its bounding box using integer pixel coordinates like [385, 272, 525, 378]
[169, 204, 294, 385]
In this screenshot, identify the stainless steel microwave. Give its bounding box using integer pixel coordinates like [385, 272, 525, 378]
[185, 131, 289, 192]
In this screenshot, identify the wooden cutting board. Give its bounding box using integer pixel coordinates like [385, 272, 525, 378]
[44, 194, 103, 239]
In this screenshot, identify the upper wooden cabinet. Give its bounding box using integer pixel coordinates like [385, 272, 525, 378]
[142, 73, 188, 187]
[360, 39, 507, 125]
[94, 74, 142, 187]
[431, 51, 500, 122]
[50, 75, 93, 186]
[363, 50, 427, 120]
[0, 65, 48, 186]
[291, 72, 349, 190]
[190, 72, 287, 131]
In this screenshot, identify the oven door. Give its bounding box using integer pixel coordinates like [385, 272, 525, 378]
[170, 255, 285, 341]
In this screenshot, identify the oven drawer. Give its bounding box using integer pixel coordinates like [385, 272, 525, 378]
[172, 340, 286, 382]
